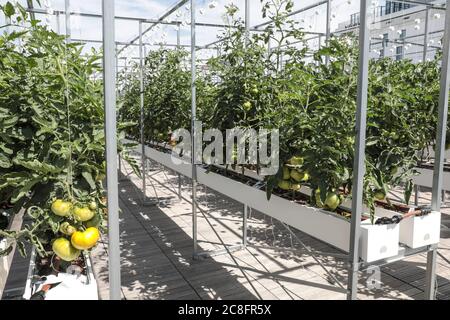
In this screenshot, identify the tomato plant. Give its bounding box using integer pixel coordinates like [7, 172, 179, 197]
[0, 2, 137, 260]
[118, 0, 448, 223]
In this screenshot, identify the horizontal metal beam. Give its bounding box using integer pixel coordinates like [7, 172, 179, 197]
[26, 7, 235, 29]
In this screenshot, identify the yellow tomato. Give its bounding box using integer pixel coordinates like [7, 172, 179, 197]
[290, 183, 301, 191]
[73, 207, 95, 222]
[51, 199, 72, 217]
[71, 227, 100, 250]
[52, 238, 80, 262]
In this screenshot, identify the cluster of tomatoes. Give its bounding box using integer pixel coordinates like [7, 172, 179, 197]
[50, 199, 101, 262]
[277, 156, 343, 211]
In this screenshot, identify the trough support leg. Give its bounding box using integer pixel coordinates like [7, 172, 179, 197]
[424, 246, 437, 299]
[243, 205, 248, 247]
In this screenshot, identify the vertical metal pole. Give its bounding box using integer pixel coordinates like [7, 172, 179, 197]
[191, 0, 198, 257]
[56, 11, 61, 34]
[243, 205, 248, 247]
[178, 173, 182, 200]
[65, 0, 71, 42]
[139, 21, 147, 204]
[177, 22, 181, 48]
[347, 0, 370, 301]
[325, 0, 331, 64]
[102, 0, 121, 300]
[137, 27, 154, 205]
[245, 0, 250, 35]
[423, 7, 429, 62]
[414, 184, 419, 206]
[426, 1, 450, 300]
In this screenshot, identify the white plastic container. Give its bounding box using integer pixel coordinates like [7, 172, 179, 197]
[376, 209, 441, 249]
[23, 249, 98, 300]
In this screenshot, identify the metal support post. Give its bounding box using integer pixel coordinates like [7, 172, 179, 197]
[243, 205, 248, 247]
[423, 7, 430, 62]
[178, 173, 182, 200]
[191, 0, 199, 257]
[102, 0, 121, 300]
[414, 184, 420, 206]
[65, 0, 71, 42]
[347, 0, 370, 300]
[139, 22, 154, 206]
[426, 1, 450, 300]
[177, 22, 181, 48]
[325, 0, 331, 64]
[56, 11, 60, 34]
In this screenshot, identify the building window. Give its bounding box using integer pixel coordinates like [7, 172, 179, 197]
[399, 29, 406, 39]
[396, 46, 403, 60]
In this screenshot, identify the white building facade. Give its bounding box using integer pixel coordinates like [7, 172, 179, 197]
[335, 0, 446, 62]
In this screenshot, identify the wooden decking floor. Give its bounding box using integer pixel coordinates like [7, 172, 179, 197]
[90, 157, 450, 300]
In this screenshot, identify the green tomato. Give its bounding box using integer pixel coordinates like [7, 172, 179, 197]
[51, 199, 72, 217]
[243, 101, 252, 111]
[89, 201, 98, 211]
[325, 192, 340, 211]
[290, 183, 301, 191]
[290, 170, 304, 182]
[288, 156, 304, 166]
[302, 172, 310, 182]
[52, 238, 80, 262]
[278, 180, 291, 191]
[73, 207, 95, 222]
[282, 166, 291, 180]
[374, 190, 386, 201]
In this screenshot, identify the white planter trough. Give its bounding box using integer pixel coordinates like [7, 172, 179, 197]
[23, 249, 98, 300]
[136, 143, 400, 263]
[376, 209, 441, 249]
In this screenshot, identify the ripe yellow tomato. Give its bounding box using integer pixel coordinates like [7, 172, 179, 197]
[73, 207, 95, 222]
[52, 238, 80, 262]
[71, 227, 100, 250]
[290, 183, 301, 191]
[51, 199, 72, 217]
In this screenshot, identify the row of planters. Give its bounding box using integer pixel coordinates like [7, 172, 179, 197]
[0, 2, 136, 299]
[119, 0, 446, 261]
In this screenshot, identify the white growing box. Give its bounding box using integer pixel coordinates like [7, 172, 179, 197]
[376, 209, 441, 249]
[135, 142, 400, 263]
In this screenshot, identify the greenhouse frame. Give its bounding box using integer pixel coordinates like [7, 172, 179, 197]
[0, 0, 450, 302]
